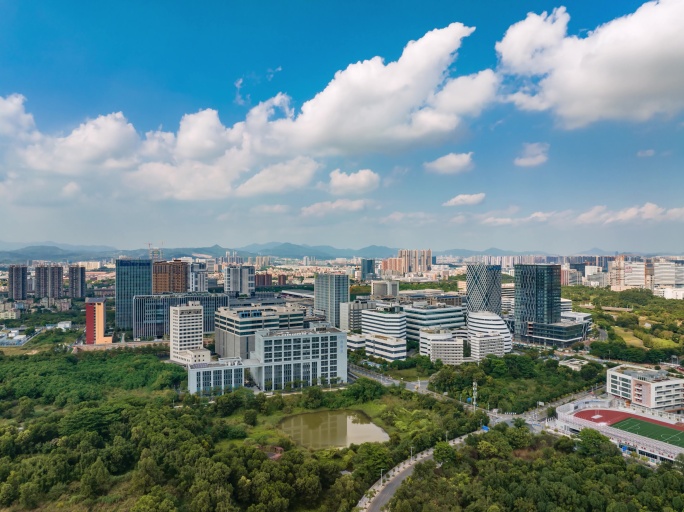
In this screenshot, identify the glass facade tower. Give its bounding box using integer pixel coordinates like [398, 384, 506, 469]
[513, 264, 561, 340]
[115, 259, 152, 330]
[466, 264, 502, 315]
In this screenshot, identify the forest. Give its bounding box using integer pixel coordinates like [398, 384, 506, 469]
[0, 347, 485, 511]
[428, 352, 604, 413]
[389, 422, 684, 511]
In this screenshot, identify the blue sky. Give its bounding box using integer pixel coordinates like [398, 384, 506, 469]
[1, 0, 682, 254]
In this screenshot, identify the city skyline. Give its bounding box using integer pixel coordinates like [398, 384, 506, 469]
[1, 1, 683, 253]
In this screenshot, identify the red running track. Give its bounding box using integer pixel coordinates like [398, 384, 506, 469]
[574, 409, 684, 432]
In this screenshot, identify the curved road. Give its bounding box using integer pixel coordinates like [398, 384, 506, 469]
[358, 437, 466, 512]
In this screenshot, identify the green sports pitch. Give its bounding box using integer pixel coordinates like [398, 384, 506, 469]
[612, 417, 684, 448]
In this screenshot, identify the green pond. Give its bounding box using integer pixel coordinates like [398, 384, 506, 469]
[279, 410, 389, 449]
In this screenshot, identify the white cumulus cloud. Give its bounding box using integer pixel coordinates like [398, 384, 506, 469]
[424, 152, 474, 174]
[300, 199, 369, 217]
[497, 1, 684, 127]
[0, 23, 499, 202]
[442, 192, 485, 206]
[576, 202, 684, 224]
[235, 157, 321, 197]
[637, 149, 655, 157]
[514, 142, 549, 167]
[328, 169, 380, 195]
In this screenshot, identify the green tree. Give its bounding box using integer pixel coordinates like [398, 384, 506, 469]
[81, 457, 110, 497]
[244, 410, 258, 427]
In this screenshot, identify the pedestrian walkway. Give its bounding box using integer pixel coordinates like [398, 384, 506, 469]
[356, 435, 467, 512]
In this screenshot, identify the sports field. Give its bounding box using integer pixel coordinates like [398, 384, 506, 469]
[612, 417, 684, 448]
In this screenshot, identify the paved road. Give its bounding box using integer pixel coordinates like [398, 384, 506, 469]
[359, 437, 466, 512]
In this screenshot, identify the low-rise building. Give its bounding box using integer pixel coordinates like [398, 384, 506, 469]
[559, 358, 590, 371]
[364, 333, 407, 362]
[361, 304, 406, 339]
[607, 365, 684, 412]
[469, 331, 506, 361]
[403, 302, 465, 341]
[420, 328, 463, 365]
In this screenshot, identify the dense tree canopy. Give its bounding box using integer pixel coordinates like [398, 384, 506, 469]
[390, 426, 684, 511]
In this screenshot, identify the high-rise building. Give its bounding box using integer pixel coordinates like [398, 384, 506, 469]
[360, 259, 375, 280]
[85, 298, 112, 344]
[278, 275, 287, 286]
[170, 302, 210, 365]
[152, 260, 188, 294]
[35, 265, 63, 298]
[8, 265, 27, 300]
[514, 264, 561, 334]
[314, 274, 349, 328]
[223, 265, 255, 296]
[68, 265, 86, 298]
[255, 273, 273, 288]
[188, 262, 208, 292]
[132, 293, 233, 339]
[466, 264, 502, 315]
[512, 264, 589, 346]
[397, 249, 432, 273]
[115, 259, 152, 330]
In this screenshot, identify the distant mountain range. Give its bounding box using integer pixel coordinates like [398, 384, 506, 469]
[0, 240, 679, 264]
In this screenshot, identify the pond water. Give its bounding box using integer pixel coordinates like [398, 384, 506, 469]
[279, 410, 389, 449]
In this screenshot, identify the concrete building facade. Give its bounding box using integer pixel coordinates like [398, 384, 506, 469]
[214, 305, 304, 359]
[314, 273, 349, 328]
[170, 301, 210, 365]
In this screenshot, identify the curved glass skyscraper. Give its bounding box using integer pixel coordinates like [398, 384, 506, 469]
[466, 264, 502, 315]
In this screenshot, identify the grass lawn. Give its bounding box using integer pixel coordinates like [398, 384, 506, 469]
[612, 326, 678, 350]
[385, 368, 424, 381]
[612, 417, 684, 449]
[613, 327, 644, 347]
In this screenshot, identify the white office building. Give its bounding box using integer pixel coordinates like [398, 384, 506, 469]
[347, 333, 366, 351]
[340, 298, 376, 332]
[223, 265, 256, 296]
[361, 305, 406, 339]
[252, 324, 348, 390]
[188, 323, 348, 394]
[403, 302, 466, 341]
[314, 273, 350, 328]
[467, 311, 512, 353]
[625, 262, 646, 288]
[214, 305, 304, 359]
[419, 328, 463, 365]
[469, 331, 506, 361]
[607, 365, 684, 412]
[170, 302, 210, 365]
[364, 333, 407, 362]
